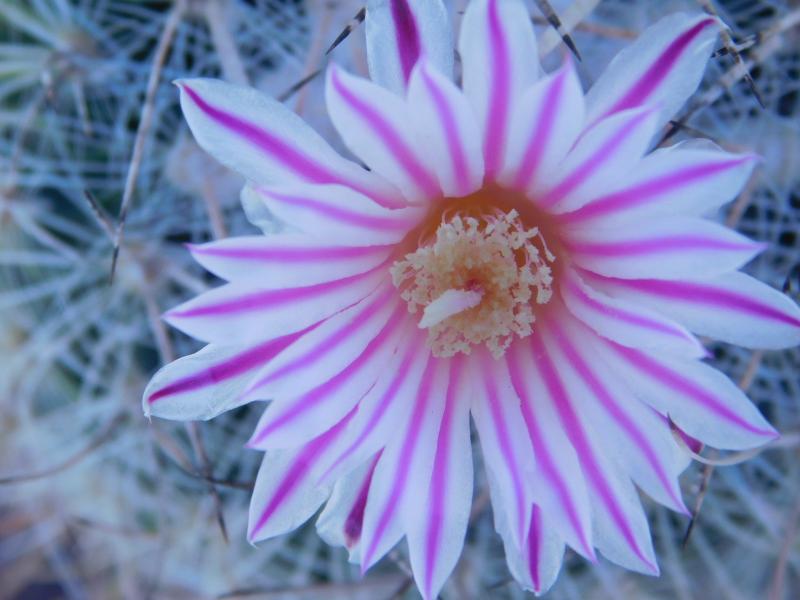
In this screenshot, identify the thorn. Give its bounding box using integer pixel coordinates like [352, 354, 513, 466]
[325, 6, 366, 56]
[682, 462, 714, 548]
[783, 263, 800, 294]
[743, 71, 766, 108]
[533, 0, 582, 61]
[109, 238, 121, 285]
[277, 67, 324, 102]
[711, 34, 757, 58]
[82, 190, 116, 240]
[699, 0, 764, 108]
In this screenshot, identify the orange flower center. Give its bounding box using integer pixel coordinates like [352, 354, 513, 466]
[391, 186, 559, 358]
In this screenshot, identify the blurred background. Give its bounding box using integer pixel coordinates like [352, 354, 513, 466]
[0, 0, 798, 598]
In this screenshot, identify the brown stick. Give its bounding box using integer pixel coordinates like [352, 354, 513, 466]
[111, 0, 186, 283]
[0, 413, 127, 485]
[681, 350, 765, 547]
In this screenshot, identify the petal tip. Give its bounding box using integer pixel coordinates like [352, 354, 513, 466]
[646, 560, 661, 577]
[162, 308, 182, 325]
[244, 434, 264, 450]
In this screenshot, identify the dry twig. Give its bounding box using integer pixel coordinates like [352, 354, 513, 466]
[111, 0, 186, 283]
[698, 0, 765, 107]
[0, 413, 127, 485]
[681, 349, 765, 547]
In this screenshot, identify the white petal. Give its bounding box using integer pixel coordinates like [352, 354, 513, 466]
[551, 315, 690, 514]
[406, 357, 473, 600]
[360, 357, 449, 571]
[584, 13, 718, 129]
[248, 414, 354, 542]
[459, 0, 539, 178]
[318, 331, 431, 486]
[188, 234, 393, 286]
[559, 145, 758, 227]
[143, 332, 303, 421]
[240, 183, 283, 234]
[588, 334, 778, 450]
[507, 341, 595, 559]
[325, 65, 440, 202]
[537, 106, 660, 212]
[365, 0, 452, 93]
[564, 217, 764, 280]
[502, 506, 566, 595]
[247, 306, 406, 449]
[242, 284, 400, 403]
[316, 454, 381, 564]
[534, 329, 659, 575]
[176, 78, 402, 207]
[501, 59, 585, 192]
[247, 183, 424, 245]
[164, 266, 387, 344]
[471, 351, 536, 549]
[406, 59, 484, 197]
[560, 268, 705, 358]
[584, 270, 800, 349]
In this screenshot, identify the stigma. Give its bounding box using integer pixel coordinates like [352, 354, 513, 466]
[391, 209, 555, 358]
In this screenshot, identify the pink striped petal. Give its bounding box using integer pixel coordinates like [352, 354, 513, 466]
[248, 409, 355, 543]
[471, 351, 535, 549]
[407, 59, 484, 197]
[325, 65, 439, 202]
[589, 335, 777, 450]
[360, 357, 450, 571]
[248, 183, 424, 245]
[550, 316, 690, 514]
[318, 331, 431, 486]
[143, 327, 309, 420]
[247, 303, 407, 449]
[459, 0, 539, 179]
[585, 13, 718, 129]
[406, 356, 473, 600]
[316, 453, 381, 563]
[583, 270, 800, 349]
[242, 284, 400, 404]
[365, 0, 452, 94]
[564, 217, 764, 280]
[240, 183, 284, 234]
[560, 268, 705, 357]
[503, 505, 565, 595]
[164, 266, 388, 344]
[502, 59, 585, 192]
[537, 106, 660, 211]
[188, 234, 393, 286]
[559, 146, 758, 226]
[507, 342, 595, 559]
[533, 329, 659, 575]
[176, 78, 402, 208]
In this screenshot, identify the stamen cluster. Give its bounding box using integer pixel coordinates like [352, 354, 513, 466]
[391, 209, 554, 357]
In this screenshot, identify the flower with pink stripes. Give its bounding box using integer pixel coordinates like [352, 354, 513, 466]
[144, 1, 800, 596]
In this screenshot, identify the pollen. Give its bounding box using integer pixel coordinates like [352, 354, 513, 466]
[391, 209, 555, 358]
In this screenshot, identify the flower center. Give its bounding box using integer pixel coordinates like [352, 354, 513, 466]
[391, 208, 555, 358]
